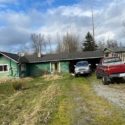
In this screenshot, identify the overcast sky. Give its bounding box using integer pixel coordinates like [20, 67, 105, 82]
[0, 0, 125, 52]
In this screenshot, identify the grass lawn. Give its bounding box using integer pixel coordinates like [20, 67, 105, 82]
[0, 74, 125, 125]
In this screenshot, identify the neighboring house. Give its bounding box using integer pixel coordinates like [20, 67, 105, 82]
[104, 48, 125, 61]
[0, 50, 103, 78]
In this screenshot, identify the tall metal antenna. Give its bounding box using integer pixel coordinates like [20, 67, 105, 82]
[91, 6, 95, 42]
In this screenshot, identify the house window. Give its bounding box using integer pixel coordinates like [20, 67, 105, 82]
[105, 53, 109, 57]
[0, 65, 8, 72]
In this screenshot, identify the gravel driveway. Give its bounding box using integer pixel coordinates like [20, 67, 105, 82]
[93, 81, 125, 109]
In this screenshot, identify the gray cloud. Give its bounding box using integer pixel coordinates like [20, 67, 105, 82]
[0, 0, 125, 52]
[95, 0, 125, 42]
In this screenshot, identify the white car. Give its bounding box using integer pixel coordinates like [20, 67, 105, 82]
[74, 61, 91, 77]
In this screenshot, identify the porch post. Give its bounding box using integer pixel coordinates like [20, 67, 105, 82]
[59, 62, 61, 73]
[50, 62, 52, 73]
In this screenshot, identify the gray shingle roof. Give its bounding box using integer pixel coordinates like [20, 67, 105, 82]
[25, 50, 104, 63]
[0, 51, 28, 63]
[104, 47, 125, 53]
[112, 48, 125, 52]
[0, 50, 104, 63]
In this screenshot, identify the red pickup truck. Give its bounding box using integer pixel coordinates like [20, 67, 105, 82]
[96, 57, 125, 85]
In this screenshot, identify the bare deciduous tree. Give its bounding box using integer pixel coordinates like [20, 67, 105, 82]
[97, 40, 106, 49]
[56, 32, 80, 53]
[56, 33, 63, 53]
[31, 33, 45, 55]
[47, 35, 52, 53]
[97, 39, 119, 50]
[106, 39, 118, 48]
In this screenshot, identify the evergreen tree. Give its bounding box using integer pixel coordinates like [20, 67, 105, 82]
[82, 32, 97, 51]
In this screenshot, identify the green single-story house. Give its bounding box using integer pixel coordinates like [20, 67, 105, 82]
[0, 50, 104, 78]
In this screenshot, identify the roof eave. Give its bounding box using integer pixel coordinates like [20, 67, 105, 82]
[28, 56, 103, 63]
[0, 52, 19, 63]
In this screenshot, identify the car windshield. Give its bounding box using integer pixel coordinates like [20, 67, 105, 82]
[76, 61, 88, 67]
[103, 58, 122, 64]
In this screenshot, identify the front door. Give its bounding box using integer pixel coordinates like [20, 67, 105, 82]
[51, 62, 60, 73]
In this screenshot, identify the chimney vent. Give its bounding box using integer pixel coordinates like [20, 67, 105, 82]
[37, 52, 41, 58]
[18, 52, 25, 57]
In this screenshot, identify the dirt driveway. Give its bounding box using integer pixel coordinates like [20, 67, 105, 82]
[93, 80, 125, 109]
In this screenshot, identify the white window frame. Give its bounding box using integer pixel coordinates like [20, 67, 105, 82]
[0, 64, 9, 72]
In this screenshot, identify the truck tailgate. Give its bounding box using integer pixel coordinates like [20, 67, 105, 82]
[108, 64, 125, 74]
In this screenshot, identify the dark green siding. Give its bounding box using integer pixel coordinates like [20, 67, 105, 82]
[29, 61, 69, 76]
[0, 55, 19, 77]
[0, 55, 70, 78]
[60, 61, 69, 73]
[19, 64, 29, 77]
[29, 63, 50, 76]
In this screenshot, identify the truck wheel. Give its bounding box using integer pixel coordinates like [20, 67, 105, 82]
[102, 76, 110, 85]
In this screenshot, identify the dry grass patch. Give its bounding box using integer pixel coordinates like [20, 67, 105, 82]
[1, 74, 125, 125]
[43, 74, 62, 81]
[15, 83, 61, 125]
[0, 77, 33, 84]
[0, 77, 13, 84]
[0, 76, 61, 125]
